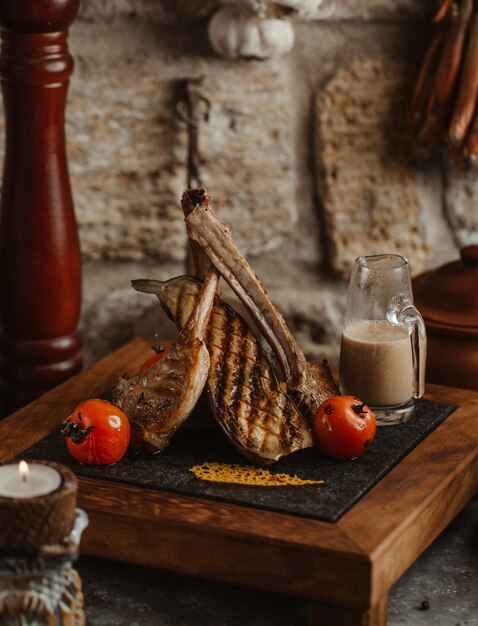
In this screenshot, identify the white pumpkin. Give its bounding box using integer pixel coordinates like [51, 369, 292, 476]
[208, 5, 295, 60]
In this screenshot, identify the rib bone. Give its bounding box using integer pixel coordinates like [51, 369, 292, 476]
[185, 192, 338, 420]
[181, 189, 211, 279]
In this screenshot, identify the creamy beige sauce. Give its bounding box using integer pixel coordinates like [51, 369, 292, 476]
[339, 320, 414, 407]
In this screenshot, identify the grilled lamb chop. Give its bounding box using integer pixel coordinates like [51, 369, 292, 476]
[185, 192, 338, 421]
[112, 268, 219, 452]
[132, 275, 313, 464]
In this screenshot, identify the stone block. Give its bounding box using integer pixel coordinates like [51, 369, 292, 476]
[329, 0, 434, 21]
[315, 59, 431, 277]
[79, 0, 219, 23]
[67, 23, 295, 261]
[443, 168, 478, 249]
[267, 285, 345, 365]
[78, 0, 434, 23]
[80, 260, 181, 365]
[82, 286, 154, 365]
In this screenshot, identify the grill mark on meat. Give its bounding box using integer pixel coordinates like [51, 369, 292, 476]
[231, 341, 255, 447]
[212, 315, 229, 416]
[222, 320, 240, 411]
[247, 352, 263, 450]
[228, 400, 287, 450]
[175, 281, 189, 320]
[208, 308, 228, 408]
[232, 319, 258, 439]
[211, 314, 253, 446]
[204, 285, 279, 445]
[205, 309, 216, 400]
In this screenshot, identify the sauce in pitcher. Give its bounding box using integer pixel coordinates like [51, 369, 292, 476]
[339, 321, 414, 407]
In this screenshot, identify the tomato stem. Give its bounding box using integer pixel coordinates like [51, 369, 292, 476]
[352, 402, 368, 416]
[61, 421, 95, 444]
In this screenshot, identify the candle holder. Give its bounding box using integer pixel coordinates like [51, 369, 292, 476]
[0, 508, 88, 626]
[0, 462, 78, 554]
[0, 461, 87, 625]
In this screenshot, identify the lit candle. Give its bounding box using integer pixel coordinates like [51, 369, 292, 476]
[0, 461, 62, 498]
[0, 460, 77, 554]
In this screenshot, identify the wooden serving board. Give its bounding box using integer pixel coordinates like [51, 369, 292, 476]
[1, 338, 478, 626]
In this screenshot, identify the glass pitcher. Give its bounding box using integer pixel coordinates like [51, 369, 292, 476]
[339, 254, 427, 425]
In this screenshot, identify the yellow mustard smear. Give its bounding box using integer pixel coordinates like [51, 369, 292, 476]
[189, 462, 324, 487]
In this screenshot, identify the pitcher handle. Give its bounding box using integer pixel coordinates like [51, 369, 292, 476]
[397, 305, 427, 399]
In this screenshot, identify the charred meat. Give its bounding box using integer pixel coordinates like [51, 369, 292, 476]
[113, 268, 219, 451]
[132, 275, 313, 464]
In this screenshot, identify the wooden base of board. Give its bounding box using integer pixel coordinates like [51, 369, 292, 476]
[1, 338, 478, 626]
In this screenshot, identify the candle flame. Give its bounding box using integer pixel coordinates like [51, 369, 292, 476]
[18, 460, 29, 483]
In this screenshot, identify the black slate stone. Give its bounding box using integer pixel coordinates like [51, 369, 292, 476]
[22, 398, 455, 523]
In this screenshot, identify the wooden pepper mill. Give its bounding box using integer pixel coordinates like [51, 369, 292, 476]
[0, 0, 82, 415]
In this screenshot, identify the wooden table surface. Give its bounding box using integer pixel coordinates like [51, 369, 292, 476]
[1, 337, 478, 626]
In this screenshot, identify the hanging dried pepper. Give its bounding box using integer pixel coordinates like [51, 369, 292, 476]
[411, 0, 478, 164]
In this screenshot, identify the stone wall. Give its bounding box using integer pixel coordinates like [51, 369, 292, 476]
[8, 0, 475, 366]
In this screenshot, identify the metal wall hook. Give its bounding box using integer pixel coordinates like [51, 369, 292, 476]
[176, 78, 211, 275]
[175, 77, 210, 189]
[175, 94, 211, 129]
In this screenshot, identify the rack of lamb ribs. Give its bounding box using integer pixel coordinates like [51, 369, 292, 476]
[118, 189, 336, 464]
[184, 189, 338, 422]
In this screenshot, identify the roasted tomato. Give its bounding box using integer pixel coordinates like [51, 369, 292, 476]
[139, 345, 166, 372]
[312, 396, 376, 460]
[62, 399, 131, 465]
